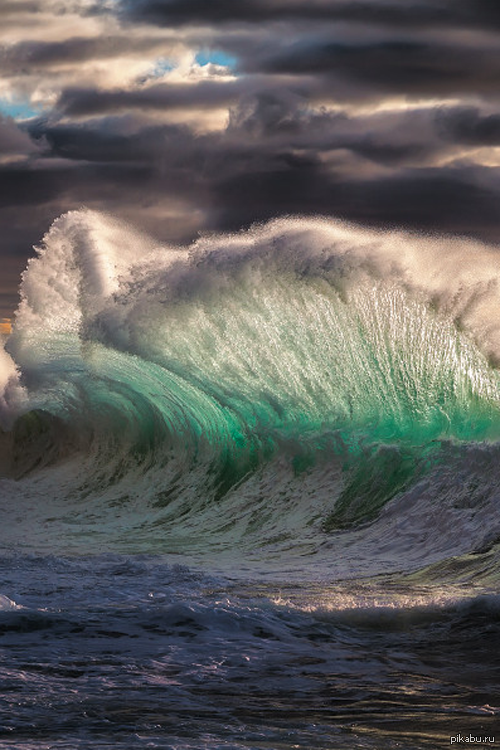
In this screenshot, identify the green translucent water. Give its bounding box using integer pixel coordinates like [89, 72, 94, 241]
[9, 268, 500, 529]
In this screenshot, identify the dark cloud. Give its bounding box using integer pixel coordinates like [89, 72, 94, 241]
[40, 93, 443, 173]
[0, 164, 66, 208]
[255, 39, 500, 99]
[0, 36, 173, 71]
[117, 0, 353, 25]
[56, 80, 241, 117]
[213, 162, 500, 241]
[117, 0, 500, 31]
[18, 102, 497, 242]
[226, 93, 446, 166]
[437, 107, 500, 147]
[0, 2, 40, 16]
[46, 84, 447, 174]
[0, 252, 29, 319]
[0, 115, 39, 156]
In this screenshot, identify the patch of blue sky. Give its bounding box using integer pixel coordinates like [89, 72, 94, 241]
[0, 99, 40, 121]
[140, 57, 176, 84]
[151, 58, 176, 76]
[195, 50, 237, 69]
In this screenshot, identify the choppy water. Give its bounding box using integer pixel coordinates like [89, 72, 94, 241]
[0, 211, 499, 748]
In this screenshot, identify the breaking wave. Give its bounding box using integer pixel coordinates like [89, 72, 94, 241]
[2, 210, 500, 568]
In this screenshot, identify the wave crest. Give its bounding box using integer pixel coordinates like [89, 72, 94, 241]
[2, 210, 500, 538]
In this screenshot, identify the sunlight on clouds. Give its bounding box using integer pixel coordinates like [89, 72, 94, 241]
[1, 6, 110, 45]
[146, 106, 231, 132]
[0, 0, 192, 109]
[136, 50, 237, 131]
[318, 148, 395, 179]
[471, 147, 500, 168]
[0, 1, 236, 128]
[321, 96, 466, 118]
[81, 57, 162, 90]
[156, 50, 237, 85]
[443, 146, 500, 168]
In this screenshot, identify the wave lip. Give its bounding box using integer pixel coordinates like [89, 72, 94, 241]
[7, 210, 500, 441]
[1, 210, 500, 558]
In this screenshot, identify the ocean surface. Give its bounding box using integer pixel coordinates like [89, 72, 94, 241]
[0, 211, 499, 748]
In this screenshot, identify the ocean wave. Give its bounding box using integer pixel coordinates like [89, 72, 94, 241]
[1, 211, 500, 561]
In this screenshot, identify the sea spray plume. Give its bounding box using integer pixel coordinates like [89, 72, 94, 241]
[0, 339, 26, 430]
[9, 209, 500, 358]
[2, 209, 500, 532]
[4, 210, 500, 444]
[0, 209, 161, 431]
[88, 213, 500, 365]
[13, 209, 162, 337]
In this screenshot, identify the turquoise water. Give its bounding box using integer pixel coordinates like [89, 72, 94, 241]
[3, 211, 500, 538]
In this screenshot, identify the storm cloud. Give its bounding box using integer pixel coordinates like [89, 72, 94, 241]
[0, 0, 499, 316]
[116, 0, 500, 30]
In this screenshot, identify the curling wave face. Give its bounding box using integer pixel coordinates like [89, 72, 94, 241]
[2, 210, 500, 568]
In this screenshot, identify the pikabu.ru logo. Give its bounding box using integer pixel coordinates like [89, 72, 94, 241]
[450, 736, 495, 745]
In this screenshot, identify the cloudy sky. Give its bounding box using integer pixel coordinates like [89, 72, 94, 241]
[1, 0, 500, 317]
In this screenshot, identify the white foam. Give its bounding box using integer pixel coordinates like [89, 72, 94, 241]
[8, 209, 500, 360]
[0, 593, 21, 610]
[0, 336, 26, 429]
